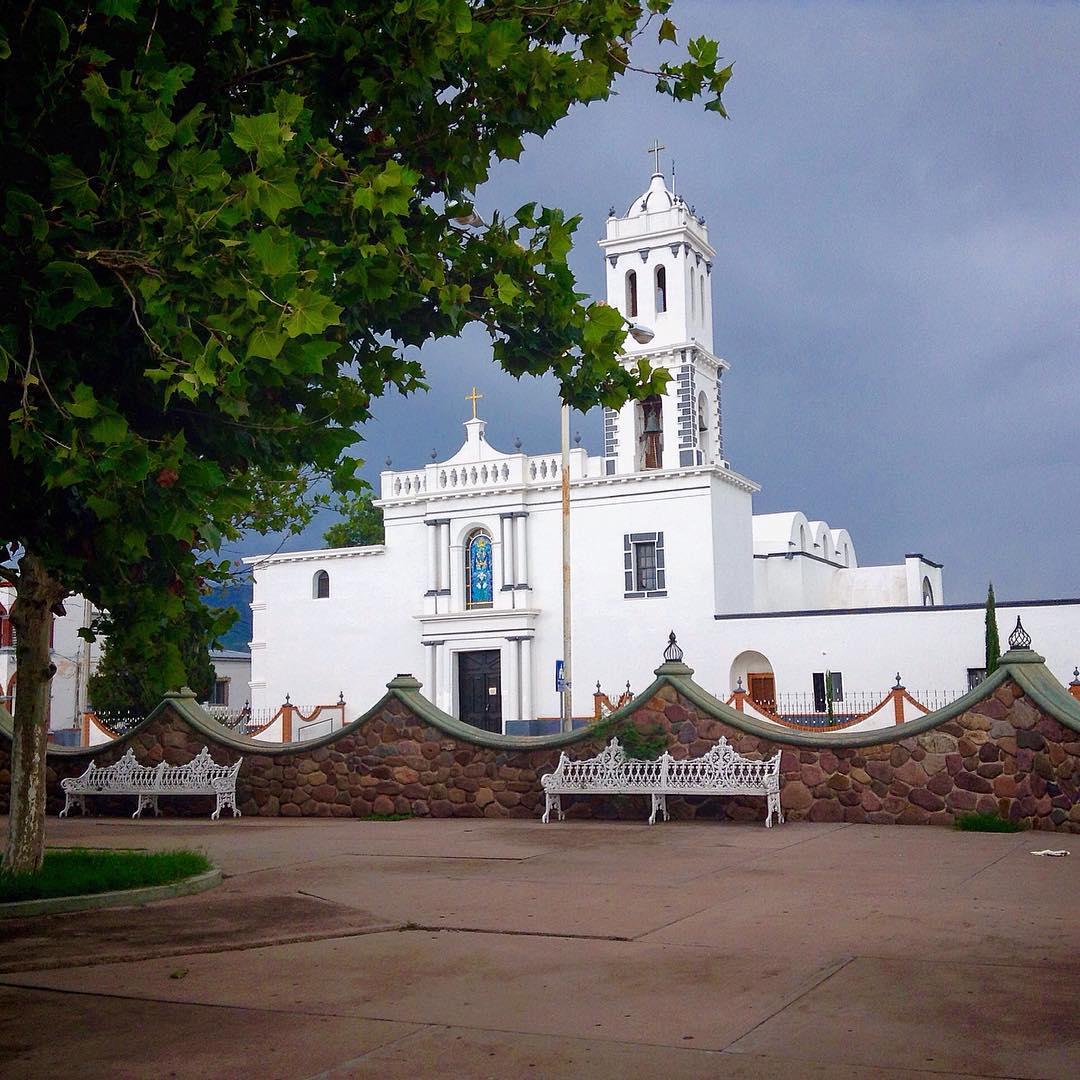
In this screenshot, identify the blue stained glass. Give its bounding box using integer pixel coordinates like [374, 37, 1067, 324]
[467, 532, 493, 607]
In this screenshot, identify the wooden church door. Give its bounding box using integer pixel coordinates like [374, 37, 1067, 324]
[458, 650, 502, 733]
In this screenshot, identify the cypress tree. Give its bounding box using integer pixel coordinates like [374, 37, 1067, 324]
[985, 582, 1001, 674]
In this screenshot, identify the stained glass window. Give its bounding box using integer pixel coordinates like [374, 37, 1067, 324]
[465, 530, 493, 609]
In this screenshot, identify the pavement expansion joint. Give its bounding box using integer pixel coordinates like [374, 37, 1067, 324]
[406, 923, 635, 942]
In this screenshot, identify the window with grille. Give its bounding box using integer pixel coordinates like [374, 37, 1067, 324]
[623, 532, 666, 598]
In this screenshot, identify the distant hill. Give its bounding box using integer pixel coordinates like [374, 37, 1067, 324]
[205, 578, 252, 652]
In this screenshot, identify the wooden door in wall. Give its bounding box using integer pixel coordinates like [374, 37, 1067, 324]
[458, 650, 503, 733]
[748, 672, 776, 711]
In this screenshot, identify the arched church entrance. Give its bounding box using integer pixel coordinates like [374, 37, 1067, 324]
[729, 650, 775, 710]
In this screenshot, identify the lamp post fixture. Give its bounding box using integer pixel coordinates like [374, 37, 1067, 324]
[559, 319, 655, 731]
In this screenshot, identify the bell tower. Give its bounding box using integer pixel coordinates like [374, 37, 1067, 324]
[597, 151, 729, 475]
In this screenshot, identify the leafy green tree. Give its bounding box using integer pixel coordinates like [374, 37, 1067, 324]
[87, 598, 221, 715]
[985, 582, 1000, 675]
[323, 489, 385, 548]
[0, 0, 732, 873]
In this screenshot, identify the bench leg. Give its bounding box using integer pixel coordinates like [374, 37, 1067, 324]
[661, 795, 669, 822]
[59, 793, 73, 818]
[151, 795, 161, 817]
[542, 794, 563, 823]
[212, 791, 241, 820]
[648, 794, 659, 825]
[133, 794, 150, 819]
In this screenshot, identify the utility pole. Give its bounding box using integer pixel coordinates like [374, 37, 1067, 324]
[560, 401, 572, 732]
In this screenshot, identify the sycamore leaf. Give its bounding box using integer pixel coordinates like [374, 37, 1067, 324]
[255, 168, 302, 222]
[231, 112, 293, 167]
[248, 229, 297, 276]
[66, 383, 100, 418]
[247, 326, 286, 360]
[49, 157, 99, 211]
[658, 18, 678, 45]
[282, 290, 342, 337]
[494, 273, 520, 305]
[88, 414, 130, 444]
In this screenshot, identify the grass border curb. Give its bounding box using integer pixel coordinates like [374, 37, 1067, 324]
[0, 866, 222, 919]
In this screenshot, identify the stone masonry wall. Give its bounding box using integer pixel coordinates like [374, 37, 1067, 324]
[1, 676, 1078, 831]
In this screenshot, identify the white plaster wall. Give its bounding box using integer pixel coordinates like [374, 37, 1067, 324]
[208, 655, 251, 706]
[706, 601, 1080, 702]
[247, 532, 425, 714]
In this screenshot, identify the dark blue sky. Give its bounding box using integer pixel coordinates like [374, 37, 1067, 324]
[235, 2, 1080, 604]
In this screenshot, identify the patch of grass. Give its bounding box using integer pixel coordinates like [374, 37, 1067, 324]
[954, 811, 1027, 833]
[0, 848, 211, 903]
[359, 813, 411, 821]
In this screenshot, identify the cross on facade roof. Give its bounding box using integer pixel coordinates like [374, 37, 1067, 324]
[465, 386, 483, 419]
[647, 139, 666, 174]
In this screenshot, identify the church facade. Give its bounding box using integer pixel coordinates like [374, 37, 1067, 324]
[246, 169, 1080, 732]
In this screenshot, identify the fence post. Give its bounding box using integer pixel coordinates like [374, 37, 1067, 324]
[731, 678, 747, 712]
[281, 694, 293, 743]
[891, 674, 906, 724]
[1070, 669, 1080, 703]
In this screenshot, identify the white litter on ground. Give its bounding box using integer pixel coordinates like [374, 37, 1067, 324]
[1030, 850, 1070, 857]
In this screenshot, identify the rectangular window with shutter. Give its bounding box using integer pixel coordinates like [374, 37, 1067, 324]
[623, 532, 666, 598]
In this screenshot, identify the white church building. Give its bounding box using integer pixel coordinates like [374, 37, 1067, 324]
[246, 167, 1080, 733]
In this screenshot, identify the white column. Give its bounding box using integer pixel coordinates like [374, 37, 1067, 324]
[426, 523, 439, 593]
[503, 639, 520, 723]
[437, 642, 452, 714]
[500, 516, 515, 588]
[424, 644, 437, 702]
[439, 522, 451, 596]
[519, 636, 534, 723]
[514, 514, 529, 588]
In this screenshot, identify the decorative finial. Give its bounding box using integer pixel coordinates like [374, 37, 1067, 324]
[608, 205, 616, 218]
[465, 386, 483, 420]
[1008, 616, 1031, 650]
[430, 448, 437, 461]
[663, 630, 684, 663]
[338, 690, 345, 704]
[384, 456, 392, 468]
[1071, 667, 1080, 686]
[574, 431, 581, 446]
[625, 680, 631, 694]
[895, 672, 902, 688]
[284, 693, 290, 704]
[736, 676, 744, 691]
[646, 138, 666, 175]
[596, 680, 601, 694]
[513, 436, 522, 451]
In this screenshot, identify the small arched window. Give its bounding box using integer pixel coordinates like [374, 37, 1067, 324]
[313, 569, 330, 599]
[799, 525, 807, 552]
[625, 270, 638, 318]
[700, 275, 706, 319]
[922, 576, 934, 607]
[696, 391, 710, 461]
[0, 603, 11, 648]
[689, 268, 696, 317]
[655, 265, 667, 313]
[465, 529, 494, 609]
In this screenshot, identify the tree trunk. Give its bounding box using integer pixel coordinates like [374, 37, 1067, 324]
[5, 554, 65, 873]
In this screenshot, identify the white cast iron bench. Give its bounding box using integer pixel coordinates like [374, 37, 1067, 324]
[541, 737, 783, 826]
[60, 747, 242, 820]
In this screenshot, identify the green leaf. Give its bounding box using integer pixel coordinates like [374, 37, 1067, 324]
[255, 168, 302, 222]
[494, 273, 520, 305]
[67, 384, 100, 418]
[49, 157, 99, 211]
[88, 414, 130, 445]
[658, 18, 678, 45]
[99, 0, 139, 20]
[142, 108, 176, 151]
[248, 230, 297, 276]
[231, 112, 293, 167]
[282, 290, 342, 337]
[247, 326, 286, 360]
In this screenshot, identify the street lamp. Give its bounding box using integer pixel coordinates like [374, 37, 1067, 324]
[559, 318, 656, 731]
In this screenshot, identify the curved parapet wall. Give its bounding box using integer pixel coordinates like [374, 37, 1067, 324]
[1, 648, 1078, 830]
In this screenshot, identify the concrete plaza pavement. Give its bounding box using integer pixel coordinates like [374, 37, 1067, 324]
[0, 814, 1077, 1078]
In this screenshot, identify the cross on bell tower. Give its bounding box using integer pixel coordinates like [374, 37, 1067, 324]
[465, 386, 483, 419]
[646, 139, 666, 175]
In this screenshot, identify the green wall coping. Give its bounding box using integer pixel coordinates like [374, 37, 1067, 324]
[2, 647, 1078, 759]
